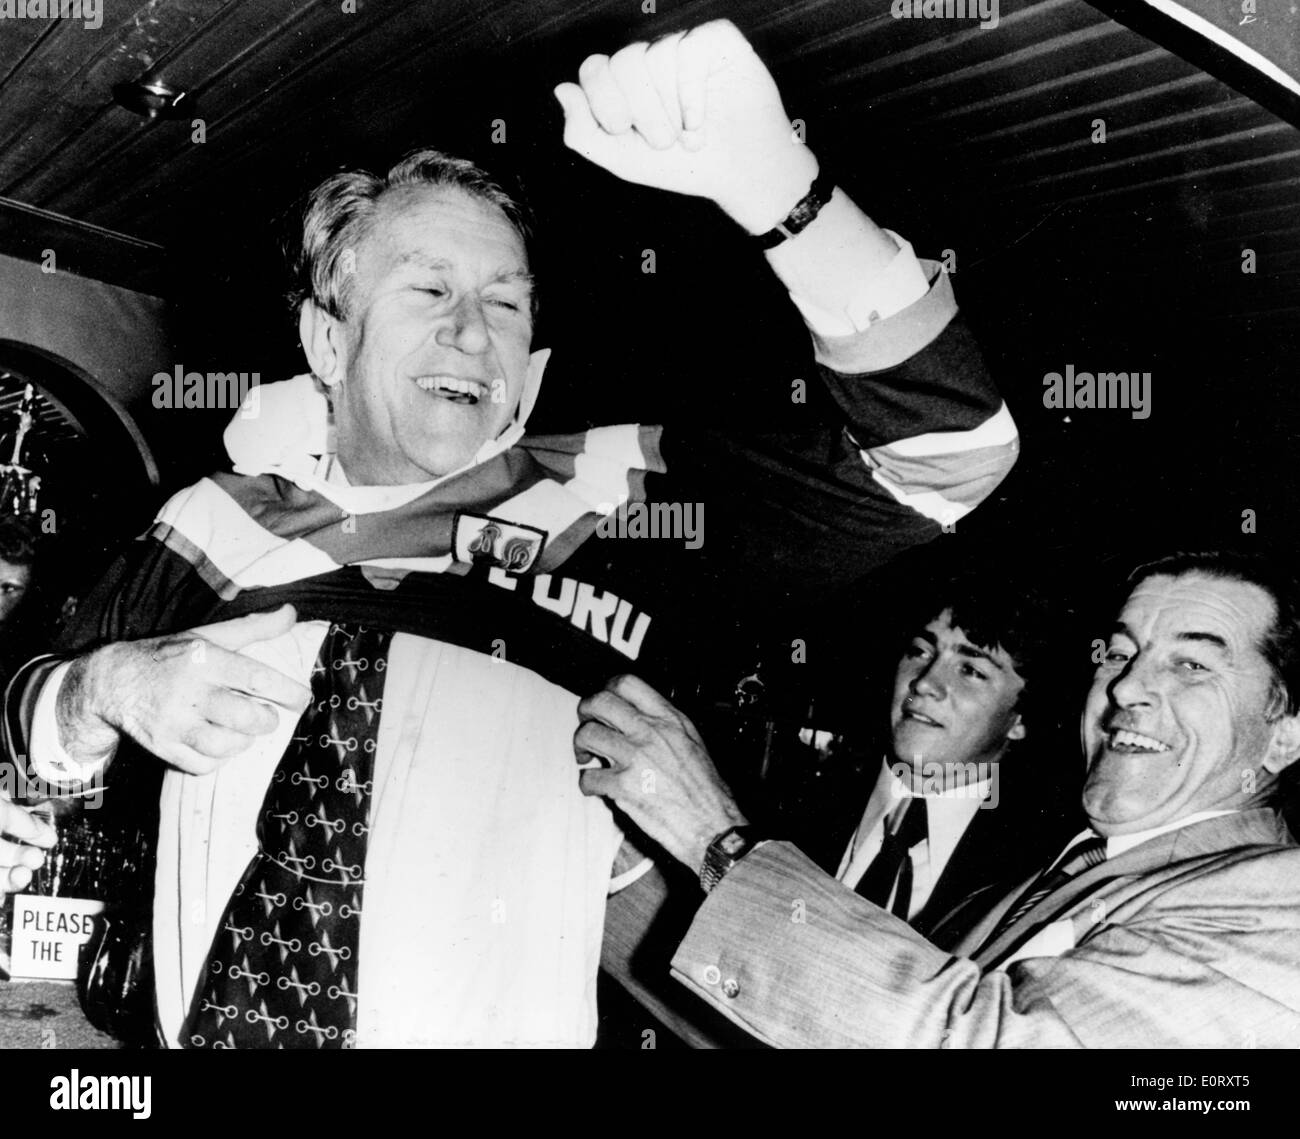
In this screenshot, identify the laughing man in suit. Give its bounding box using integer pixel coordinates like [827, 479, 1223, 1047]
[584, 550, 1300, 1046]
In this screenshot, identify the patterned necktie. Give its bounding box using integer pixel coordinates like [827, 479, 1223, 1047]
[855, 798, 928, 918]
[186, 623, 392, 1049]
[981, 834, 1108, 950]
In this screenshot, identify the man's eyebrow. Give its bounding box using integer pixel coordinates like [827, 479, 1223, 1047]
[394, 253, 533, 288]
[1111, 622, 1231, 655]
[489, 268, 534, 288]
[1177, 631, 1231, 654]
[909, 628, 1005, 670]
[955, 643, 1005, 671]
[395, 253, 452, 271]
[488, 269, 536, 301]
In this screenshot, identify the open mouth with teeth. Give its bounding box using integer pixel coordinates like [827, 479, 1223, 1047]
[1107, 728, 1172, 754]
[414, 375, 488, 405]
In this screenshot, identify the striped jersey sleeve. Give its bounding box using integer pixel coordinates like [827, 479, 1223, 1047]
[815, 260, 1019, 527]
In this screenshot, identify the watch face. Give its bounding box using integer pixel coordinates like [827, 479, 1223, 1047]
[719, 830, 748, 857]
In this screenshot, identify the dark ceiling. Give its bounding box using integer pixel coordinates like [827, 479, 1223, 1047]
[0, 0, 1296, 314]
[1, 0, 1298, 605]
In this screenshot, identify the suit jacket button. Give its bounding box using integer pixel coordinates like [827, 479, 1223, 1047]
[702, 965, 721, 986]
[722, 978, 740, 999]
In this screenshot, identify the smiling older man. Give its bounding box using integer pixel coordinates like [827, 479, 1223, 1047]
[581, 550, 1300, 1046]
[0, 21, 1017, 1047]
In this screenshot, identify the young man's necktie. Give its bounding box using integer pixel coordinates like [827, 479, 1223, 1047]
[855, 798, 928, 919]
[185, 623, 392, 1049]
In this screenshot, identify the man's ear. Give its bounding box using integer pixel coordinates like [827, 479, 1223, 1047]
[513, 348, 551, 428]
[299, 300, 347, 387]
[1005, 711, 1026, 744]
[1262, 711, 1300, 776]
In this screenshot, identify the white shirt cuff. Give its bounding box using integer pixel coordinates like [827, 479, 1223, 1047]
[789, 230, 932, 337]
[607, 856, 655, 896]
[28, 661, 114, 787]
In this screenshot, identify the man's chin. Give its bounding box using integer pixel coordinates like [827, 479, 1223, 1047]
[402, 431, 499, 480]
[416, 450, 479, 479]
[1085, 809, 1170, 838]
[1081, 775, 1176, 836]
[889, 752, 949, 781]
[893, 717, 943, 751]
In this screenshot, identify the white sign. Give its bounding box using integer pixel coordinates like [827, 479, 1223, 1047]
[10, 895, 104, 980]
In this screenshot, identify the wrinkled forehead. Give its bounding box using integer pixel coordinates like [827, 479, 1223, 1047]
[1123, 577, 1274, 639]
[1118, 573, 1276, 659]
[364, 184, 528, 268]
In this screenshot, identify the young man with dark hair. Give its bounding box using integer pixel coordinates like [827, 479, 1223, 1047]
[831, 579, 1076, 943]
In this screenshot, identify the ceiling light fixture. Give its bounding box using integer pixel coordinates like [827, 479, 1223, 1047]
[112, 75, 191, 121]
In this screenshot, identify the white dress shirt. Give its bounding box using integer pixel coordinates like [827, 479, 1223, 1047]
[836, 758, 991, 919]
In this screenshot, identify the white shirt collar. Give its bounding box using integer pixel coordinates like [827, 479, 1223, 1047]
[1105, 809, 1239, 858]
[871, 758, 991, 873]
[1058, 809, 1240, 867]
[878, 757, 993, 803]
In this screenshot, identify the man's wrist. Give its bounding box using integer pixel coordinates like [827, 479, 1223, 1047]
[698, 823, 766, 894]
[715, 150, 820, 235]
[687, 808, 751, 876]
[55, 647, 121, 764]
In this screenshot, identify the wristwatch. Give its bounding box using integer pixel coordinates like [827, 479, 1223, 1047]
[754, 168, 835, 249]
[699, 825, 766, 894]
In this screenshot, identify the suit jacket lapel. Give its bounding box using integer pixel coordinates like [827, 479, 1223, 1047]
[967, 846, 1162, 969]
[923, 799, 1063, 947]
[914, 801, 1000, 936]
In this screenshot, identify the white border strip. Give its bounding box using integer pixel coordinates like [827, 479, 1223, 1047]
[1146, 0, 1300, 99]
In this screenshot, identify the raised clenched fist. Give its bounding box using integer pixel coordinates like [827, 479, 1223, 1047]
[554, 20, 818, 235]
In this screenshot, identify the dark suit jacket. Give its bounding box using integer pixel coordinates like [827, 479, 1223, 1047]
[804, 763, 1078, 946]
[877, 791, 1075, 946]
[663, 808, 1300, 1047]
[910, 802, 1030, 941]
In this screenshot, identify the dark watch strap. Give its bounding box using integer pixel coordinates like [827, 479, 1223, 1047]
[754, 169, 835, 250]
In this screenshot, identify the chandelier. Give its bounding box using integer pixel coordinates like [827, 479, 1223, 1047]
[0, 384, 46, 521]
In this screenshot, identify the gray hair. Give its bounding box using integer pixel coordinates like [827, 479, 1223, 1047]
[286, 147, 536, 322]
